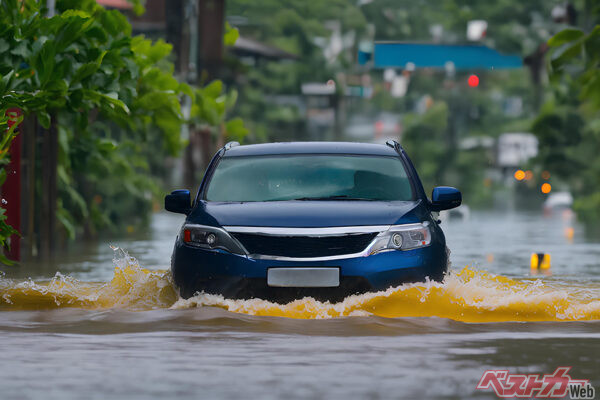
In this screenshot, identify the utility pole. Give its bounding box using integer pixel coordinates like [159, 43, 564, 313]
[198, 0, 225, 167]
[197, 0, 225, 82]
[165, 0, 186, 76]
[166, 0, 226, 188]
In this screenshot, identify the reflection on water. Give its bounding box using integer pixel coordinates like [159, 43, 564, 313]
[0, 210, 599, 399]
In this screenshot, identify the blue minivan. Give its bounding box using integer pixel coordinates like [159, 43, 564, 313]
[166, 141, 461, 302]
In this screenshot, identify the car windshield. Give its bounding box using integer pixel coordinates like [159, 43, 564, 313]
[205, 154, 414, 202]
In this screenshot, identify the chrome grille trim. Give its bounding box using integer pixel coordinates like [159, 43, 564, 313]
[222, 225, 391, 236]
[248, 250, 390, 262]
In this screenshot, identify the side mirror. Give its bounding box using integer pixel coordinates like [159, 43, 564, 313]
[165, 189, 191, 214]
[430, 186, 461, 211]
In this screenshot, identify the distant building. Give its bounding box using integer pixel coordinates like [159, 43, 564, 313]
[496, 133, 538, 170]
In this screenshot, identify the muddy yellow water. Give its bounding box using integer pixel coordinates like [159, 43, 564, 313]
[2, 260, 599, 322]
[0, 211, 599, 400]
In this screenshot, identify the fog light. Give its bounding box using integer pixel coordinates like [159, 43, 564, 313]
[206, 233, 217, 246]
[391, 233, 403, 248]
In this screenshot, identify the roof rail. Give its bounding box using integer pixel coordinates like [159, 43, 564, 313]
[385, 139, 399, 149]
[224, 141, 240, 150]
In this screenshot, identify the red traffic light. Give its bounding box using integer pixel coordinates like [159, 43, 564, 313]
[468, 74, 479, 87]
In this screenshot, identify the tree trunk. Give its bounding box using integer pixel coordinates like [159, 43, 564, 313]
[217, 122, 225, 149]
[39, 114, 58, 259]
[20, 114, 37, 260]
[200, 128, 213, 171]
[524, 43, 548, 112]
[198, 0, 225, 81]
[184, 129, 196, 189]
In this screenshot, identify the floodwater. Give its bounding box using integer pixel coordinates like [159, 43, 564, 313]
[1, 210, 599, 399]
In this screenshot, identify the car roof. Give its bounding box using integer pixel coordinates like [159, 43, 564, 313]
[222, 141, 399, 157]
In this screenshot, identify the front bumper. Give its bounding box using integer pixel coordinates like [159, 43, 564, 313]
[171, 239, 447, 302]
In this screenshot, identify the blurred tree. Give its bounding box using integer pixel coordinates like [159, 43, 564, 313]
[226, 0, 367, 141]
[183, 79, 248, 187]
[358, 0, 572, 206]
[532, 9, 600, 223]
[224, 0, 570, 208]
[402, 101, 449, 190]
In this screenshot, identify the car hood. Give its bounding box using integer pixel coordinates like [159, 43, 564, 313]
[191, 200, 424, 227]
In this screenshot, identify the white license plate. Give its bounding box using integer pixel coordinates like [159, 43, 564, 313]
[267, 268, 340, 287]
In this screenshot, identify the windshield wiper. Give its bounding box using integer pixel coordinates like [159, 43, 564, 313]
[292, 195, 377, 201]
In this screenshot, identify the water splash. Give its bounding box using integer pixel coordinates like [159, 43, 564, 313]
[0, 248, 178, 311]
[1, 249, 599, 321]
[173, 268, 600, 321]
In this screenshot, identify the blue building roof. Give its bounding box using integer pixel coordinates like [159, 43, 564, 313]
[223, 142, 398, 157]
[360, 42, 522, 70]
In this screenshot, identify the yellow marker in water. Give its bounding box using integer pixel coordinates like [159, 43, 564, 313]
[530, 253, 551, 270]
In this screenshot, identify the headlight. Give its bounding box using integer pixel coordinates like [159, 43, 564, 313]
[367, 222, 431, 254]
[181, 224, 247, 255]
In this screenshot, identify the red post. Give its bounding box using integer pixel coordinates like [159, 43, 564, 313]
[4, 108, 23, 261]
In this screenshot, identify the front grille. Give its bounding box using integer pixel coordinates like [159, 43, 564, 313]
[230, 232, 378, 258]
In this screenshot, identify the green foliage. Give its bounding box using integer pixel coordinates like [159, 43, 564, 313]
[0, 0, 189, 246]
[127, 0, 146, 16]
[548, 25, 600, 107]
[0, 1, 132, 120]
[402, 97, 495, 206]
[0, 114, 21, 264]
[0, 207, 19, 265]
[361, 0, 560, 55]
[224, 22, 239, 47]
[533, 21, 600, 223]
[0, 0, 249, 258]
[401, 102, 449, 192]
[190, 80, 249, 143]
[574, 192, 600, 222]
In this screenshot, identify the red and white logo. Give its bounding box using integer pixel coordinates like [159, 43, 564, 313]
[476, 367, 595, 399]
